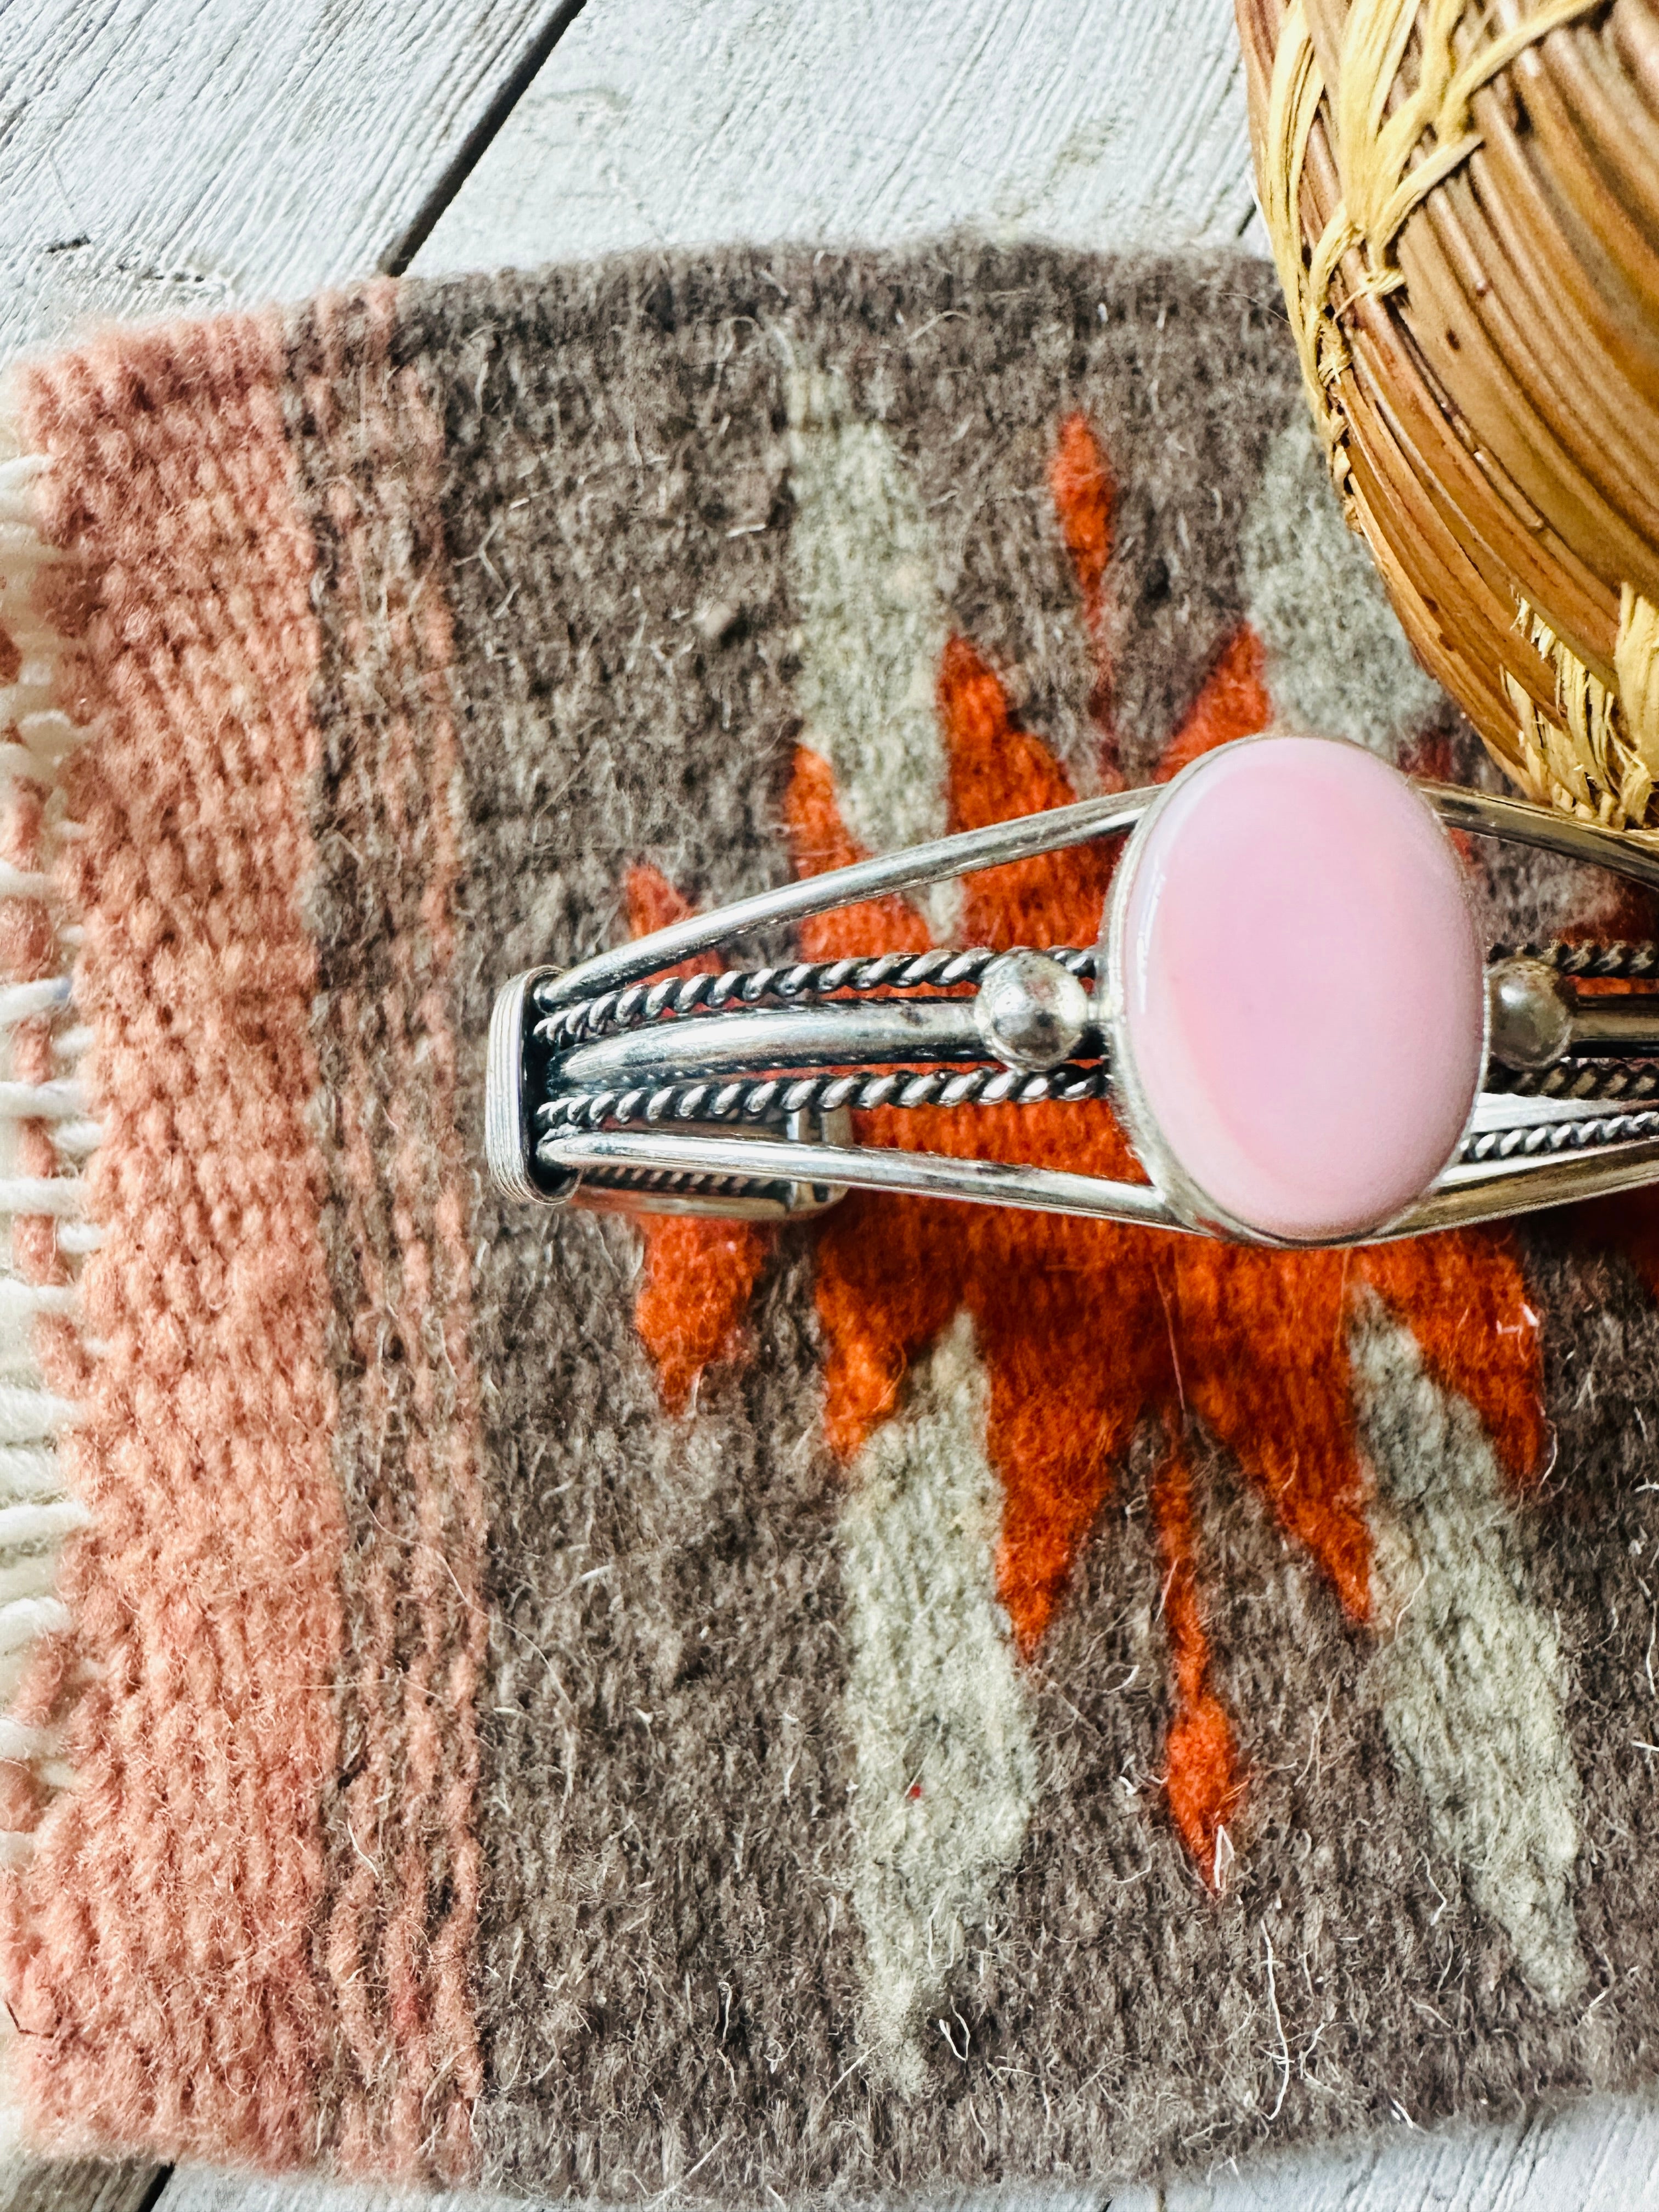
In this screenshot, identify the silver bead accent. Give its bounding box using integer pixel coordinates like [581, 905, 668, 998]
[1488, 956, 1572, 1071]
[974, 948, 1090, 1071]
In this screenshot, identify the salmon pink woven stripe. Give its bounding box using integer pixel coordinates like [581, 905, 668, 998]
[0, 315, 346, 2163]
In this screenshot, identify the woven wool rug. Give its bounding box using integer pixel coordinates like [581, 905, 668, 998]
[0, 243, 1656, 2196]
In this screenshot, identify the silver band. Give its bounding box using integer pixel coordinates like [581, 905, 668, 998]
[539, 1122, 1659, 1242]
[532, 780, 1659, 1011]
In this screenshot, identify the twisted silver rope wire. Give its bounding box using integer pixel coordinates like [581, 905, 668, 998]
[554, 1106, 1659, 1206]
[535, 1060, 1110, 1136]
[547, 1107, 1659, 1210]
[533, 945, 1097, 1049]
[1491, 940, 1659, 979]
[1502, 1063, 1659, 1100]
[574, 1163, 803, 1203]
[1461, 1108, 1659, 1161]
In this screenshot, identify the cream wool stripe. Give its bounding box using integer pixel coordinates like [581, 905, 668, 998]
[839, 1314, 1037, 2095]
[0, 432, 98, 1893]
[785, 358, 962, 941]
[1353, 1297, 1588, 2009]
[1240, 414, 1442, 761]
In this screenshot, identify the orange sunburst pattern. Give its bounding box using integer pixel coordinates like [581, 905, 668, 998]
[796, 654, 1545, 1645]
[626, 409, 1548, 1877]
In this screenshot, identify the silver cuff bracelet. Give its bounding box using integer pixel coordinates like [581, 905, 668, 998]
[486, 738, 1659, 1250]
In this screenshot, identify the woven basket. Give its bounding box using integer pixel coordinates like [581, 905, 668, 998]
[1236, 0, 1659, 831]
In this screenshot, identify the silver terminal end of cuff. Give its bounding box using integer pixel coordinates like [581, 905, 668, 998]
[486, 968, 571, 1205]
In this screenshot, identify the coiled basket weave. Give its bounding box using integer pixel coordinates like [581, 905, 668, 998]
[1236, 0, 1659, 831]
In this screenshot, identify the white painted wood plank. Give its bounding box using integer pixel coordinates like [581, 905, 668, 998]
[1168, 2091, 1659, 2209]
[0, 0, 582, 358]
[0, 2160, 162, 2212]
[414, 0, 1268, 275]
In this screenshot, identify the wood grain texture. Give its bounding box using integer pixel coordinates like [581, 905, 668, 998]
[413, 0, 1268, 275]
[0, 0, 581, 358]
[0, 2164, 163, 2212]
[1168, 2092, 1659, 2208]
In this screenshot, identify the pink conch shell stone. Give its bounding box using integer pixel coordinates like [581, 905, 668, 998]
[1109, 735, 1486, 1242]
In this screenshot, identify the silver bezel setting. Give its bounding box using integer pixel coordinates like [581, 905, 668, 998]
[1098, 740, 1492, 1246]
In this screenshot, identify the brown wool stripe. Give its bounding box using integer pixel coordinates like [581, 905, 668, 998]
[287, 282, 487, 2181]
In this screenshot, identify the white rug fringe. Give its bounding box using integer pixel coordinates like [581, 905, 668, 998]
[0, 412, 95, 1914]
